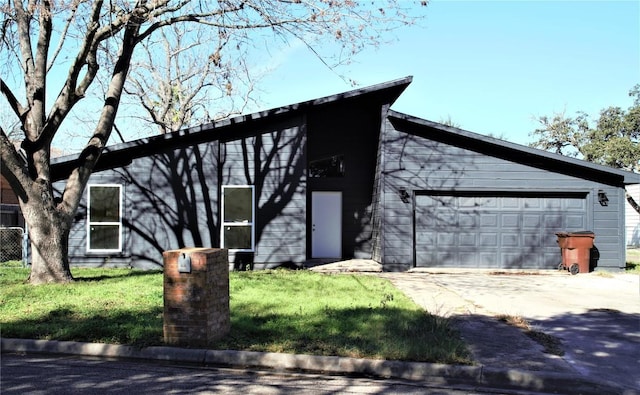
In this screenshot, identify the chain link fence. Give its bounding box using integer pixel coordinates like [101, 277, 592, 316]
[1, 227, 24, 262]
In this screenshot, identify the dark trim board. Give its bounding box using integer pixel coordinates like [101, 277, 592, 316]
[414, 190, 590, 198]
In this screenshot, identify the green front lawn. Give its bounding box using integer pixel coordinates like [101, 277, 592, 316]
[627, 248, 640, 272]
[0, 267, 470, 364]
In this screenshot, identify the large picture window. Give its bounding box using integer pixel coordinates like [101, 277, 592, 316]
[87, 184, 123, 253]
[221, 186, 255, 251]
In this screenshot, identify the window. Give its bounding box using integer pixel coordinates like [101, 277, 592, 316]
[309, 155, 345, 178]
[87, 184, 122, 253]
[221, 186, 255, 251]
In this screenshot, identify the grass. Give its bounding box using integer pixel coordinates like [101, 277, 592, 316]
[0, 266, 470, 364]
[626, 248, 640, 273]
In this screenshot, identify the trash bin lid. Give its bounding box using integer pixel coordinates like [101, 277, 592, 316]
[567, 230, 595, 237]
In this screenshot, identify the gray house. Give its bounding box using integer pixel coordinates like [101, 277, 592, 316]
[51, 77, 640, 271]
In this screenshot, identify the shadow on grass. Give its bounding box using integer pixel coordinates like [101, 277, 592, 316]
[214, 302, 470, 364]
[2, 301, 470, 364]
[72, 270, 163, 283]
[1, 307, 165, 348]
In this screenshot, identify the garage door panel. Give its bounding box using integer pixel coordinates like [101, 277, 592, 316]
[437, 250, 455, 263]
[523, 198, 542, 209]
[504, 252, 540, 268]
[459, 252, 478, 266]
[437, 233, 456, 246]
[480, 214, 499, 227]
[416, 231, 435, 245]
[415, 194, 587, 269]
[502, 214, 520, 228]
[502, 197, 520, 209]
[523, 215, 541, 228]
[501, 234, 519, 247]
[459, 197, 476, 207]
[458, 214, 477, 227]
[480, 252, 498, 266]
[459, 234, 476, 246]
[502, 252, 524, 267]
[566, 214, 586, 228]
[436, 212, 457, 226]
[545, 198, 563, 209]
[523, 234, 540, 245]
[565, 199, 586, 210]
[416, 215, 434, 227]
[480, 233, 498, 246]
[545, 251, 561, 265]
[543, 214, 563, 228]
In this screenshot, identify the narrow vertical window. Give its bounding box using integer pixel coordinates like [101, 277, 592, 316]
[221, 186, 254, 251]
[87, 184, 122, 252]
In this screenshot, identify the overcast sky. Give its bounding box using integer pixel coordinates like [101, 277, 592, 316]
[253, 0, 639, 146]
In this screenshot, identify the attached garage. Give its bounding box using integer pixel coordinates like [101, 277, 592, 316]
[414, 192, 588, 269]
[377, 110, 639, 272]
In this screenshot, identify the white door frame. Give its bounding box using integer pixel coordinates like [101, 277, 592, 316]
[311, 191, 342, 258]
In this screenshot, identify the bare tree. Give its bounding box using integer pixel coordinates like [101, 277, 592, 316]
[0, 1, 425, 284]
[121, 23, 259, 136]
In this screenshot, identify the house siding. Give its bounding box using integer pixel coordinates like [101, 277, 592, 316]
[220, 118, 308, 268]
[626, 184, 640, 246]
[64, 143, 221, 269]
[306, 103, 382, 260]
[370, 106, 390, 263]
[381, 117, 628, 271]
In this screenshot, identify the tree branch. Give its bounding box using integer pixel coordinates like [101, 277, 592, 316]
[47, 0, 82, 72]
[627, 190, 640, 215]
[0, 126, 30, 201]
[63, 4, 146, 215]
[1, 77, 27, 121]
[41, 0, 105, 144]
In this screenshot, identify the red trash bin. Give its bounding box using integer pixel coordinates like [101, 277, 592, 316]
[555, 231, 595, 275]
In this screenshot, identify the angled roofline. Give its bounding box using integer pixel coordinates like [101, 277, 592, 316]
[388, 110, 640, 185]
[50, 77, 413, 181]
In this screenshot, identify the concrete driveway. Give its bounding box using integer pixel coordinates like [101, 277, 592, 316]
[381, 270, 640, 393]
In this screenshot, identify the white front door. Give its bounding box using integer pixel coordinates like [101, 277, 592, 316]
[311, 191, 342, 258]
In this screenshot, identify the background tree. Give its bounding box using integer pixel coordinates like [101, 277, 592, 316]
[529, 85, 640, 213]
[0, 0, 425, 284]
[121, 23, 259, 136]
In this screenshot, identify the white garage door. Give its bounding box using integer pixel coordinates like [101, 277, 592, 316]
[415, 193, 588, 269]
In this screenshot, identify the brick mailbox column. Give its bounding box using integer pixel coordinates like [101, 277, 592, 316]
[163, 248, 230, 347]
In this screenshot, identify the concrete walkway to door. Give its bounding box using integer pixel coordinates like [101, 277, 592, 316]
[311, 260, 640, 393]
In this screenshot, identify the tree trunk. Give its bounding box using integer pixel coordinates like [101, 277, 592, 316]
[22, 199, 73, 284]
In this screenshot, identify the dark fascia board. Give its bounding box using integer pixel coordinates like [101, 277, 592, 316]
[387, 110, 640, 186]
[50, 77, 413, 181]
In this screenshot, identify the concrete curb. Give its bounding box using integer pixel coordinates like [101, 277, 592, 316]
[1, 338, 631, 394]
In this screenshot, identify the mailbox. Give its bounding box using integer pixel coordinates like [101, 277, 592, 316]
[177, 253, 191, 273]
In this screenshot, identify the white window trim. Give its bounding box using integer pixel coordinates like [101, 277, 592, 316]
[221, 185, 255, 252]
[87, 184, 123, 254]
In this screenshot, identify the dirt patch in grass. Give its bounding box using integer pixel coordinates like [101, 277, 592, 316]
[497, 314, 564, 356]
[488, 271, 548, 275]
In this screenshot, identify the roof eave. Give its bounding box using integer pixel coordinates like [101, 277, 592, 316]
[388, 110, 640, 185]
[50, 77, 413, 181]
